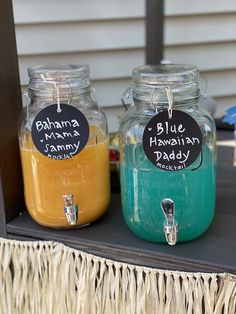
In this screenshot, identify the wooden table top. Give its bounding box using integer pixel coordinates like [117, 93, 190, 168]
[7, 130, 236, 274]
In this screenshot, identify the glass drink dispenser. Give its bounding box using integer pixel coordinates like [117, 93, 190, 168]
[19, 65, 110, 228]
[119, 65, 216, 244]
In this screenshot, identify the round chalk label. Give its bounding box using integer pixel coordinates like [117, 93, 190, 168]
[31, 104, 89, 160]
[143, 110, 202, 171]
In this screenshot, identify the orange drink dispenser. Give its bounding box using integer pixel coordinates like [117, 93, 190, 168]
[19, 65, 110, 228]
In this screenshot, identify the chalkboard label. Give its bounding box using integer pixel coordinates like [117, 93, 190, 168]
[143, 110, 202, 171]
[31, 104, 89, 160]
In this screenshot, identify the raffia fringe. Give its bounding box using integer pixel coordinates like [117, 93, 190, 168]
[0, 238, 235, 314]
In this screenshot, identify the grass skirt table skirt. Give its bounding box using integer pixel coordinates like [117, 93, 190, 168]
[0, 238, 235, 314]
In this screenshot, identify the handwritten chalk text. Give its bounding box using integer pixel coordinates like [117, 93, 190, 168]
[35, 118, 80, 132]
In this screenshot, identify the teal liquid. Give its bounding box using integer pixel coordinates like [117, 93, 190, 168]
[120, 144, 216, 243]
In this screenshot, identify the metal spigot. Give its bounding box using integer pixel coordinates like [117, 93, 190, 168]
[63, 194, 78, 225]
[160, 198, 178, 246]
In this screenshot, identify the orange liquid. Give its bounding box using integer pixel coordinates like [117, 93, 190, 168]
[20, 130, 110, 228]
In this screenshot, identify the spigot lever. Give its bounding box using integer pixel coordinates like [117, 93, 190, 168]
[160, 198, 178, 246]
[63, 194, 78, 225]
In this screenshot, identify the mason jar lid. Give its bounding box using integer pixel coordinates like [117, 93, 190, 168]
[131, 64, 200, 103]
[132, 64, 198, 86]
[28, 64, 89, 81]
[28, 64, 91, 96]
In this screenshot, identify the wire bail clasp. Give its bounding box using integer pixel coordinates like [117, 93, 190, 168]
[165, 86, 173, 119]
[151, 87, 159, 113]
[151, 86, 174, 118]
[53, 81, 61, 113]
[40, 74, 62, 113]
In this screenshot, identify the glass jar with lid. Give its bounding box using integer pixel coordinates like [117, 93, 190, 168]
[119, 64, 216, 244]
[19, 65, 110, 228]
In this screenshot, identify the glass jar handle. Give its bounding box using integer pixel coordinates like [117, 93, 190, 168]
[122, 87, 133, 109]
[22, 89, 30, 108]
[89, 87, 107, 143]
[22, 89, 31, 129]
[90, 87, 105, 116]
[199, 74, 207, 97]
[133, 144, 151, 173]
[90, 87, 97, 103]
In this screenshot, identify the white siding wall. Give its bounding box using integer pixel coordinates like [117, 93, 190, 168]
[165, 0, 236, 118]
[13, 0, 236, 131]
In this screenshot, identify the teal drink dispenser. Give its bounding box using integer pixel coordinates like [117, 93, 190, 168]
[119, 65, 216, 245]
